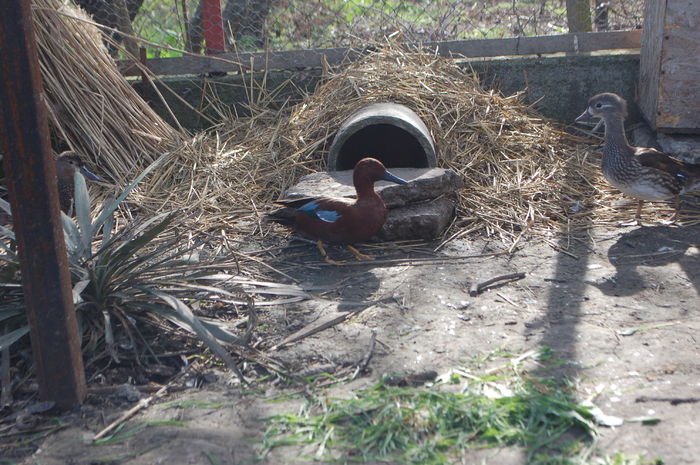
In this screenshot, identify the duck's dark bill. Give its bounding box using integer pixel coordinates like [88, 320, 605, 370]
[575, 108, 593, 123]
[80, 167, 104, 182]
[383, 171, 408, 184]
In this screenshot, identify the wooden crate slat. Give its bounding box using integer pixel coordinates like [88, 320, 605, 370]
[119, 30, 641, 77]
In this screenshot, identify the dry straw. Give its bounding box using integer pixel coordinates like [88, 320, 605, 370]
[32, 2, 697, 241]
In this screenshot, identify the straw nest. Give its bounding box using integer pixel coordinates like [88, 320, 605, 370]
[33, 2, 698, 241]
[216, 46, 601, 240]
[212, 44, 697, 238]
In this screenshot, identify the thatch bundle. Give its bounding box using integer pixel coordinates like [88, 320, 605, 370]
[32, 0, 183, 185]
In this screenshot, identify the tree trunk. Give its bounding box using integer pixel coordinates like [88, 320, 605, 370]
[113, 0, 139, 56]
[566, 0, 592, 32]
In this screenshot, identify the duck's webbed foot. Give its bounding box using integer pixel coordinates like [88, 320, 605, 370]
[618, 218, 641, 227]
[316, 240, 344, 265]
[619, 200, 643, 227]
[660, 196, 681, 225]
[346, 245, 374, 261]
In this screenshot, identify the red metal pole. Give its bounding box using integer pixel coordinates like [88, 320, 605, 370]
[201, 0, 225, 55]
[0, 1, 86, 408]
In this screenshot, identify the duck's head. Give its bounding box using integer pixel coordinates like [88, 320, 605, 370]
[56, 151, 103, 182]
[354, 157, 407, 185]
[575, 92, 628, 123]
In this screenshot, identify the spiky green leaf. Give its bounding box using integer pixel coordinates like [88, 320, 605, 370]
[92, 152, 171, 232]
[73, 171, 93, 257]
[139, 286, 243, 376]
[0, 326, 30, 351]
[0, 198, 10, 215]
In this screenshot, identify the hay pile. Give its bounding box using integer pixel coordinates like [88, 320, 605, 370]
[213, 44, 617, 239]
[215, 44, 699, 236]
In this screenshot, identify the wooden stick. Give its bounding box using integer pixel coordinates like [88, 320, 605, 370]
[92, 382, 170, 442]
[352, 330, 376, 380]
[243, 293, 256, 344]
[270, 298, 388, 350]
[470, 272, 526, 297]
[1, 346, 11, 407]
[271, 311, 358, 350]
[88, 384, 188, 396]
[635, 396, 700, 406]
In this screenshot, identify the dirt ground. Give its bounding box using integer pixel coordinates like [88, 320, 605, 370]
[13, 219, 700, 464]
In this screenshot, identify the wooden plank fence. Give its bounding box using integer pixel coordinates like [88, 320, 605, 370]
[119, 30, 641, 77]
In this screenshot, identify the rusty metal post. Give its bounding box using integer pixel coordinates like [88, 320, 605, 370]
[0, 0, 86, 408]
[201, 0, 225, 55]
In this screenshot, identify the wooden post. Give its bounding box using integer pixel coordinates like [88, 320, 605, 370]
[639, 0, 700, 133]
[0, 0, 86, 408]
[201, 0, 225, 55]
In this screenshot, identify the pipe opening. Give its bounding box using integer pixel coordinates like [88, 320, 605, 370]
[334, 124, 431, 171]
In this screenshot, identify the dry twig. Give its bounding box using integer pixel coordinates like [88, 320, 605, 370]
[92, 382, 171, 442]
[470, 272, 526, 296]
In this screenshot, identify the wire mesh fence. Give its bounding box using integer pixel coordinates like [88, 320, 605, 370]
[70, 0, 645, 59]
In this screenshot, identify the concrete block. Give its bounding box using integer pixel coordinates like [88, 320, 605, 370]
[378, 197, 455, 241]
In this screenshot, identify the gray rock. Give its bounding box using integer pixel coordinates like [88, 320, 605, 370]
[378, 197, 455, 241]
[283, 167, 464, 208]
[656, 133, 700, 164]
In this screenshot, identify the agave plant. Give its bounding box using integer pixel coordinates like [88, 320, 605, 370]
[1, 154, 308, 382]
[0, 209, 26, 354]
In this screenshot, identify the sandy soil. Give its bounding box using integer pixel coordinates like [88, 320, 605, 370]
[14, 221, 700, 465]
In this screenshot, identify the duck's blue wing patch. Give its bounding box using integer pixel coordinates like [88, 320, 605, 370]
[299, 201, 341, 223]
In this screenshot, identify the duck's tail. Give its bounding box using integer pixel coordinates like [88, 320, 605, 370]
[264, 208, 296, 227]
[265, 196, 320, 225]
[680, 159, 700, 193]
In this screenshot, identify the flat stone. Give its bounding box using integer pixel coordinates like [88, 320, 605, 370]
[283, 167, 464, 208]
[378, 197, 455, 241]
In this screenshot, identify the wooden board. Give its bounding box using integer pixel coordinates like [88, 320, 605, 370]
[118, 30, 641, 77]
[0, 0, 86, 409]
[639, 0, 700, 133]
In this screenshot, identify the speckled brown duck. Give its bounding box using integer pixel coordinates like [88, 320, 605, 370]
[55, 151, 103, 214]
[0, 151, 102, 225]
[576, 93, 700, 223]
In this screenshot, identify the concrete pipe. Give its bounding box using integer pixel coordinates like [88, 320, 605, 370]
[327, 103, 437, 171]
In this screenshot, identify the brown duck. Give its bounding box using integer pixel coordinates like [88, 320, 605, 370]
[55, 151, 103, 214]
[267, 157, 407, 264]
[576, 93, 700, 223]
[0, 151, 102, 225]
